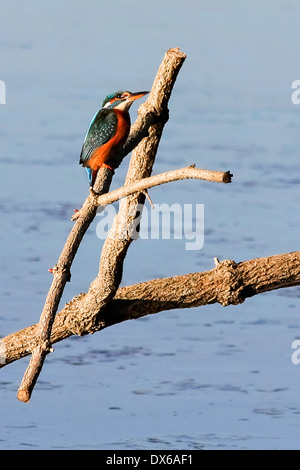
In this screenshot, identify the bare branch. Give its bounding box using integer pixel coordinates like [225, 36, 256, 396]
[17, 172, 113, 401]
[76, 48, 187, 335]
[1, 251, 300, 371]
[91, 166, 232, 208]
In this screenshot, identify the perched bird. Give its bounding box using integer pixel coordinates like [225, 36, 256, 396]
[80, 90, 149, 186]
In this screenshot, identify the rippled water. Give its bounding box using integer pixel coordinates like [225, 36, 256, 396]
[1, 0, 300, 450]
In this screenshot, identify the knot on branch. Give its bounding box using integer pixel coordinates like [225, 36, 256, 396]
[39, 339, 54, 355]
[87, 188, 104, 209]
[213, 259, 252, 306]
[52, 263, 71, 282]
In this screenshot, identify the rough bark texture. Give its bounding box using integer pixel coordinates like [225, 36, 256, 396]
[1, 251, 300, 369]
[88, 166, 232, 208]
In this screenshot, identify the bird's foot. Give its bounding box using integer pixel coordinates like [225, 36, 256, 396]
[101, 163, 113, 170]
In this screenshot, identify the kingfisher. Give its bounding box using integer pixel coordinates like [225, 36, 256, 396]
[80, 90, 149, 186]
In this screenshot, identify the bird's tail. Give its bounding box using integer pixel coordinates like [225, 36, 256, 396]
[85, 167, 97, 187]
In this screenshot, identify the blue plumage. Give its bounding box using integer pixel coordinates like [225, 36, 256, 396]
[79, 109, 118, 165]
[85, 167, 94, 186]
[79, 90, 149, 186]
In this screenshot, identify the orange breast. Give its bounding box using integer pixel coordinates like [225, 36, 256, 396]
[88, 110, 130, 171]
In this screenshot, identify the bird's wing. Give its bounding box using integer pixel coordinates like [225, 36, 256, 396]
[79, 109, 118, 164]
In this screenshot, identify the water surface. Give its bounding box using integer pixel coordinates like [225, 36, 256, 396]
[0, 0, 300, 450]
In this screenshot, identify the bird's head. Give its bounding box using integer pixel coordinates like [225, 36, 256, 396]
[102, 90, 149, 111]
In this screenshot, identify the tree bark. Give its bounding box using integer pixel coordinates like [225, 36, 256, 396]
[1, 251, 299, 369]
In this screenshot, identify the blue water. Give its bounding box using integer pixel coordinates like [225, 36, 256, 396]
[1, 0, 300, 450]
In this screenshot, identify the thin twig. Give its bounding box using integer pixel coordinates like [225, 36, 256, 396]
[71, 166, 232, 221]
[94, 166, 232, 208]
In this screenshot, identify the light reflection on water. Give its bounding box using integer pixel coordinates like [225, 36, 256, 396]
[0, 0, 300, 450]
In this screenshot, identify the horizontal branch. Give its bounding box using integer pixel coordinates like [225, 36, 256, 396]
[92, 166, 232, 208]
[1, 251, 299, 370]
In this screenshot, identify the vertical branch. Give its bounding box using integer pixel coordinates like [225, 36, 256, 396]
[81, 48, 187, 330]
[17, 172, 113, 402]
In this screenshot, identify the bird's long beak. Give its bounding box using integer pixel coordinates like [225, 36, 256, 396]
[128, 91, 149, 102]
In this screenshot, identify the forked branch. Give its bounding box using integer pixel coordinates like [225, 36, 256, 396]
[83, 165, 232, 212]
